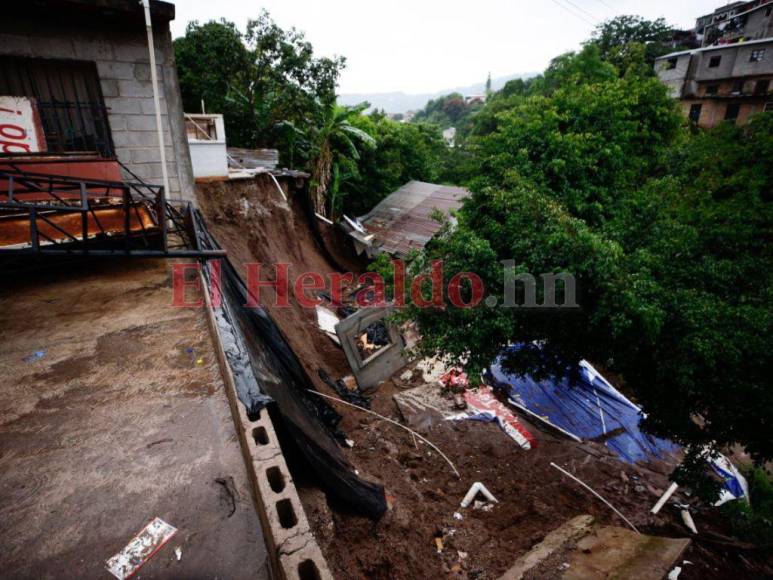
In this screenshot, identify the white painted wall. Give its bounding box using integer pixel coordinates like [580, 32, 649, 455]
[186, 114, 227, 179]
[189, 141, 228, 179]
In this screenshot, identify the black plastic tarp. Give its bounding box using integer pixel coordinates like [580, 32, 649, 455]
[195, 211, 387, 519]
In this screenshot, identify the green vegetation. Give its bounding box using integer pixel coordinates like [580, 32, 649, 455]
[174, 13, 450, 217]
[383, 22, 773, 496]
[721, 467, 773, 553]
[176, 12, 773, 496]
[175, 12, 344, 159]
[412, 92, 483, 133]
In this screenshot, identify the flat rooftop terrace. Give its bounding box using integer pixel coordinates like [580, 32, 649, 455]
[0, 258, 269, 579]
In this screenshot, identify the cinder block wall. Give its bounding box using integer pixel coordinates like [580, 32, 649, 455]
[0, 19, 195, 203]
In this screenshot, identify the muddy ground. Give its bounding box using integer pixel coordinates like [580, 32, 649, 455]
[196, 177, 772, 579]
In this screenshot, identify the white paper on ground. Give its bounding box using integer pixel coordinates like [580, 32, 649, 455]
[105, 517, 177, 579]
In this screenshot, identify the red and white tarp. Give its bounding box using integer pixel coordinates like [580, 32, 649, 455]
[448, 386, 536, 450]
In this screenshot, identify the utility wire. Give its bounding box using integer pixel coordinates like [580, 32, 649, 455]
[548, 0, 597, 26]
[562, 0, 602, 23]
[591, 0, 617, 13]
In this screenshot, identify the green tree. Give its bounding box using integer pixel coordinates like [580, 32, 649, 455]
[589, 15, 684, 70]
[310, 102, 376, 217]
[338, 113, 449, 216]
[382, 47, 773, 497]
[174, 13, 345, 164]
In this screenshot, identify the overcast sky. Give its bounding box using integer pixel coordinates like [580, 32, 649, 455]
[170, 0, 724, 95]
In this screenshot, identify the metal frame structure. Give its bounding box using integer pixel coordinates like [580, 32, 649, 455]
[0, 162, 223, 262]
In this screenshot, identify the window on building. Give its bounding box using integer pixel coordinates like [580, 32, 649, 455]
[765, 102, 773, 112]
[750, 49, 766, 63]
[689, 103, 703, 123]
[185, 117, 218, 140]
[0, 56, 113, 157]
[755, 79, 771, 95]
[731, 79, 745, 94]
[666, 58, 678, 70]
[706, 84, 720, 95]
[725, 103, 741, 122]
[709, 55, 722, 68]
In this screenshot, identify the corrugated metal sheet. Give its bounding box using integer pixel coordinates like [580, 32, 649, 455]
[359, 181, 470, 257]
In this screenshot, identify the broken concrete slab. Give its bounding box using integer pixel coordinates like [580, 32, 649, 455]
[564, 526, 690, 580]
[499, 515, 595, 580]
[499, 516, 690, 580]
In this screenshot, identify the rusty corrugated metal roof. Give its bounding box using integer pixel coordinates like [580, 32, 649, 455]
[359, 181, 470, 257]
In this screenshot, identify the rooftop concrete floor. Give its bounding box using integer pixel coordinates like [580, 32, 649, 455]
[0, 258, 269, 579]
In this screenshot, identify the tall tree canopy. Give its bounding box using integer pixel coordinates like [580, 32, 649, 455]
[174, 12, 345, 160]
[384, 44, 773, 490]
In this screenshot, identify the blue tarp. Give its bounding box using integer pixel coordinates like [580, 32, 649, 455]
[487, 344, 749, 503]
[486, 345, 680, 464]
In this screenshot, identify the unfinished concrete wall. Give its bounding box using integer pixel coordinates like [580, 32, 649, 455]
[0, 18, 194, 203]
[655, 53, 693, 98]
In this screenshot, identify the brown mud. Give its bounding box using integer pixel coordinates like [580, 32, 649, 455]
[196, 178, 772, 579]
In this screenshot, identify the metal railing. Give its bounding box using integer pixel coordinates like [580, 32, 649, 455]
[0, 165, 223, 259]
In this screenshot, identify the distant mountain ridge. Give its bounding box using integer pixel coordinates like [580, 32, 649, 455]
[339, 72, 539, 114]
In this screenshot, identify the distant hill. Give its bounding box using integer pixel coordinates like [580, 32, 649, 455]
[339, 72, 539, 114]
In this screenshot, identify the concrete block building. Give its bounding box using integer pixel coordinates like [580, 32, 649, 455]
[656, 39, 773, 127]
[0, 0, 194, 202]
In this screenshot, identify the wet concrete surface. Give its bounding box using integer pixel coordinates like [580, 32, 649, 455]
[0, 259, 269, 579]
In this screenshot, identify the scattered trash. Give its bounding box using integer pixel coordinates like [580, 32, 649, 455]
[174, 547, 182, 561]
[344, 438, 355, 448]
[105, 517, 177, 580]
[184, 347, 194, 354]
[440, 368, 469, 391]
[315, 305, 341, 345]
[435, 537, 444, 553]
[341, 375, 358, 391]
[195, 358, 204, 365]
[447, 387, 534, 450]
[460, 481, 498, 508]
[680, 507, 698, 534]
[558, 562, 571, 571]
[651, 482, 679, 514]
[400, 370, 413, 382]
[457, 551, 468, 560]
[473, 500, 494, 512]
[23, 350, 46, 362]
[668, 566, 682, 580]
[453, 512, 464, 521]
[318, 368, 371, 408]
[709, 453, 750, 506]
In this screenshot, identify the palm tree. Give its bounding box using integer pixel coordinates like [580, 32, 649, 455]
[310, 102, 375, 218]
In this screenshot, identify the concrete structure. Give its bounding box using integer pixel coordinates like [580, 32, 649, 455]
[697, 0, 773, 46]
[0, 1, 194, 202]
[0, 259, 269, 578]
[656, 38, 773, 127]
[186, 113, 229, 180]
